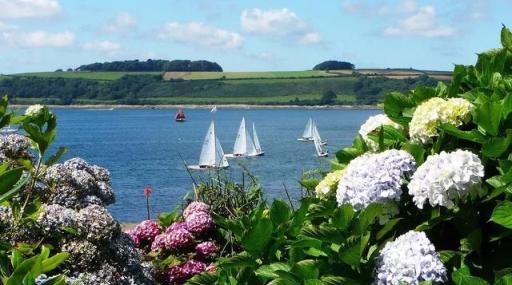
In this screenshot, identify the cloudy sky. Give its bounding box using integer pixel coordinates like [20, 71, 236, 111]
[0, 0, 511, 73]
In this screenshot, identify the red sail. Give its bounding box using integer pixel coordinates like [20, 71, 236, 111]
[175, 109, 186, 120]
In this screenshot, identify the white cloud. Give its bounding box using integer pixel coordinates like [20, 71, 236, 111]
[240, 8, 322, 44]
[0, 21, 74, 47]
[82, 40, 121, 54]
[103, 12, 137, 33]
[342, 0, 417, 15]
[383, 6, 455, 37]
[0, 0, 61, 19]
[158, 22, 243, 50]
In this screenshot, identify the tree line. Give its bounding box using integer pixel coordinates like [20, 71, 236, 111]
[75, 59, 223, 72]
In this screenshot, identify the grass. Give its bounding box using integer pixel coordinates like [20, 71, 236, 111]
[11, 71, 163, 81]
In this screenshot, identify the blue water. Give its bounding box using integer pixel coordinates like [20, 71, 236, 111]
[52, 108, 380, 222]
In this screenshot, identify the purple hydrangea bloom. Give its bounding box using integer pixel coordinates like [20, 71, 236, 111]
[195, 241, 219, 257]
[165, 222, 188, 234]
[185, 211, 214, 234]
[166, 265, 189, 285]
[151, 229, 194, 251]
[133, 220, 161, 241]
[126, 228, 141, 248]
[183, 201, 210, 219]
[182, 259, 207, 276]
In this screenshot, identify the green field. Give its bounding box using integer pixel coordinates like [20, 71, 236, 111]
[12, 71, 163, 81]
[163, 70, 335, 80]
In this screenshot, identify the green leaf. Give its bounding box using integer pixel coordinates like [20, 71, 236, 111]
[6, 256, 38, 285]
[482, 131, 512, 158]
[44, 147, 67, 166]
[270, 200, 292, 226]
[219, 254, 258, 269]
[41, 253, 69, 273]
[496, 274, 512, 285]
[0, 172, 31, 203]
[331, 204, 354, 231]
[439, 123, 487, 144]
[401, 143, 425, 165]
[502, 25, 512, 50]
[384, 92, 415, 125]
[356, 203, 382, 233]
[452, 266, 489, 285]
[11, 250, 22, 269]
[291, 260, 319, 281]
[376, 218, 401, 240]
[336, 148, 363, 165]
[255, 263, 291, 279]
[0, 168, 23, 195]
[241, 217, 273, 255]
[491, 201, 512, 229]
[474, 99, 503, 136]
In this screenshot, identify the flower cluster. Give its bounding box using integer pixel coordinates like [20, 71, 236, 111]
[408, 149, 485, 209]
[315, 169, 345, 199]
[44, 157, 114, 208]
[336, 149, 416, 211]
[24, 104, 45, 117]
[358, 114, 402, 151]
[0, 133, 31, 163]
[409, 97, 473, 144]
[376, 231, 447, 285]
[128, 201, 219, 285]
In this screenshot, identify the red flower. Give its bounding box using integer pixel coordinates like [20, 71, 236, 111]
[144, 185, 152, 198]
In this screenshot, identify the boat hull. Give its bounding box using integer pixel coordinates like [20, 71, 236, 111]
[297, 138, 314, 142]
[175, 119, 186, 122]
[187, 165, 229, 171]
[317, 153, 329, 157]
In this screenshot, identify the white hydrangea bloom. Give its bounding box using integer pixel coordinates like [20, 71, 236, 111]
[409, 97, 472, 144]
[358, 114, 402, 151]
[25, 104, 45, 117]
[315, 169, 345, 199]
[408, 149, 484, 209]
[376, 231, 446, 285]
[336, 149, 416, 210]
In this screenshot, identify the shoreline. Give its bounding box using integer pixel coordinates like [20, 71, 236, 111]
[11, 103, 381, 110]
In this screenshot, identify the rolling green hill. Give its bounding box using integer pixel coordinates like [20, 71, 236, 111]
[1, 69, 445, 105]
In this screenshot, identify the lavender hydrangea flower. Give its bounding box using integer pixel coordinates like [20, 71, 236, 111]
[37, 204, 78, 234]
[166, 265, 189, 284]
[185, 211, 214, 234]
[77, 204, 119, 242]
[61, 240, 100, 270]
[0, 134, 31, 162]
[183, 201, 210, 218]
[376, 231, 446, 285]
[408, 149, 485, 209]
[195, 241, 219, 257]
[336, 149, 416, 211]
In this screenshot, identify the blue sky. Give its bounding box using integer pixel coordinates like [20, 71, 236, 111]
[0, 0, 511, 73]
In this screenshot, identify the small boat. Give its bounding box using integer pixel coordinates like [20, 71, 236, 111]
[252, 123, 264, 156]
[175, 109, 186, 122]
[187, 121, 229, 170]
[226, 117, 259, 158]
[0, 126, 17, 135]
[313, 126, 328, 157]
[298, 118, 327, 145]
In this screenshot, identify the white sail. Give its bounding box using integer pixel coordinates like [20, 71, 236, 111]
[233, 117, 258, 156]
[198, 121, 228, 167]
[252, 123, 262, 154]
[312, 120, 323, 142]
[302, 118, 313, 139]
[313, 127, 327, 157]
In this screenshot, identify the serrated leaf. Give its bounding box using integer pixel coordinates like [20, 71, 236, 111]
[491, 201, 512, 229]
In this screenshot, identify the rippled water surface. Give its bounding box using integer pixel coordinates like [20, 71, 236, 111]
[52, 108, 380, 222]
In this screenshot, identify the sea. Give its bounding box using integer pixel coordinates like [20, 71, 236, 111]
[51, 108, 381, 222]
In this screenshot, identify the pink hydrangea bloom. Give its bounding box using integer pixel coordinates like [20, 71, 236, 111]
[183, 201, 210, 219]
[185, 211, 214, 234]
[151, 229, 194, 251]
[133, 220, 161, 241]
[195, 241, 219, 257]
[181, 259, 207, 276]
[165, 222, 188, 233]
[125, 229, 141, 247]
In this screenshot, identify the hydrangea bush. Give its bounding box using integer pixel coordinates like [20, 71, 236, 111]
[199, 26, 512, 285]
[128, 201, 220, 285]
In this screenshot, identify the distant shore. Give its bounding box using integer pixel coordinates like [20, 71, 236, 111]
[11, 104, 381, 110]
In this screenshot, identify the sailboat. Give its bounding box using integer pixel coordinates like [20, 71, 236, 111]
[252, 123, 264, 156]
[298, 118, 314, 142]
[175, 109, 186, 122]
[226, 117, 259, 158]
[298, 118, 327, 145]
[0, 126, 17, 135]
[187, 121, 229, 170]
[313, 126, 328, 157]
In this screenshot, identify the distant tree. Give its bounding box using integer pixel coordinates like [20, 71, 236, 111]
[55, 69, 63, 72]
[67, 68, 73, 72]
[313, 60, 355, 71]
[320, 90, 337, 105]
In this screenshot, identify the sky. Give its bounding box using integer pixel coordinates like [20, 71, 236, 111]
[0, 0, 511, 73]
